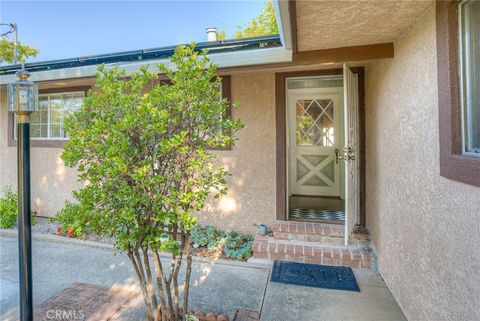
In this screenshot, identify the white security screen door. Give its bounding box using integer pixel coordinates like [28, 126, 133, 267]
[343, 64, 360, 245]
[288, 89, 342, 197]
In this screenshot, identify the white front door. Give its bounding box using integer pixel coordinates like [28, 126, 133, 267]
[343, 64, 360, 244]
[287, 89, 342, 197]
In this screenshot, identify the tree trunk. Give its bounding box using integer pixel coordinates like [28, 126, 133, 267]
[173, 236, 185, 321]
[128, 250, 155, 321]
[128, 234, 193, 321]
[152, 250, 167, 321]
[154, 249, 175, 320]
[142, 247, 159, 321]
[183, 237, 193, 316]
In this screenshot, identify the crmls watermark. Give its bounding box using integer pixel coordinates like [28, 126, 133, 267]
[45, 309, 85, 320]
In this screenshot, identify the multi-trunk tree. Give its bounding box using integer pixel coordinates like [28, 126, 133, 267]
[61, 45, 243, 321]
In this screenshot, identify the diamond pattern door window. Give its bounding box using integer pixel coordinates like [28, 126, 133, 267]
[296, 99, 334, 146]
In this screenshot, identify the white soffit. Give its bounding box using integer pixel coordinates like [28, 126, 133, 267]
[296, 0, 434, 51]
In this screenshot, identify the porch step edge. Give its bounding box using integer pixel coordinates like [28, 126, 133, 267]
[272, 220, 345, 237]
[253, 237, 372, 260]
[257, 237, 352, 248]
[269, 221, 370, 247]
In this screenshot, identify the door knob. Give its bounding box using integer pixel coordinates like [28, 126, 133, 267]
[342, 146, 355, 161]
[336, 147, 355, 162]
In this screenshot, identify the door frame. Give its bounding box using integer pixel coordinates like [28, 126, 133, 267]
[275, 68, 366, 226]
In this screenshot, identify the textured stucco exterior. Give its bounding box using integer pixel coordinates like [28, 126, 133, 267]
[198, 73, 277, 233]
[365, 5, 480, 321]
[296, 0, 433, 51]
[0, 73, 276, 233]
[1, 3, 479, 319]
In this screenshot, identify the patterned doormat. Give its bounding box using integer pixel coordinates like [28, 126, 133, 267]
[289, 208, 345, 221]
[270, 260, 360, 292]
[32, 283, 139, 321]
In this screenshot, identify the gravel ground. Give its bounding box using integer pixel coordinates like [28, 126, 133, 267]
[5, 216, 114, 244]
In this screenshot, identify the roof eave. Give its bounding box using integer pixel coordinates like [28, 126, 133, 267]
[0, 46, 292, 84]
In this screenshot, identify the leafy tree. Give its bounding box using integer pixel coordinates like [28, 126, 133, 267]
[0, 38, 38, 64]
[234, 1, 278, 39]
[216, 26, 227, 41]
[61, 45, 243, 321]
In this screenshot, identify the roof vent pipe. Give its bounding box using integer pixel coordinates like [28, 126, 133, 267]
[205, 27, 217, 42]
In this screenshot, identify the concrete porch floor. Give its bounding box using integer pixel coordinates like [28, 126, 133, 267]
[0, 234, 405, 321]
[261, 268, 406, 321]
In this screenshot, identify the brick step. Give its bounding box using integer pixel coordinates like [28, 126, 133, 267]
[271, 221, 370, 247]
[252, 235, 373, 269]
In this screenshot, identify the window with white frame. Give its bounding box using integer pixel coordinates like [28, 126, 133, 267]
[14, 92, 84, 139]
[460, 0, 480, 156]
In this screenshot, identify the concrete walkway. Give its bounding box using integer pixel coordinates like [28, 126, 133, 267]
[0, 234, 406, 321]
[261, 268, 406, 321]
[0, 235, 268, 321]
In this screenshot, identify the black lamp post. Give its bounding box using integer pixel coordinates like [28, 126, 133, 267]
[7, 69, 38, 321]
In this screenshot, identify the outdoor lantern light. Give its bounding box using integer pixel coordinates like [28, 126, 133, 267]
[8, 70, 38, 114]
[7, 69, 38, 321]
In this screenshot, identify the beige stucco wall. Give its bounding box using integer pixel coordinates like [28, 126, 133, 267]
[365, 4, 480, 321]
[0, 87, 82, 217]
[198, 73, 277, 233]
[0, 73, 276, 233]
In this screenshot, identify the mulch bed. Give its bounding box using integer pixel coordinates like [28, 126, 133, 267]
[6, 217, 247, 262]
[8, 216, 113, 244]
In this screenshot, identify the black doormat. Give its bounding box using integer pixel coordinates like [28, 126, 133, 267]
[289, 209, 345, 221]
[270, 260, 360, 292]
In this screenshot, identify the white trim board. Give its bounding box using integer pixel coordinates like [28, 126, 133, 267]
[273, 0, 293, 50]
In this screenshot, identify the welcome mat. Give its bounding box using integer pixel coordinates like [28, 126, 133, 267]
[270, 260, 360, 292]
[31, 282, 139, 321]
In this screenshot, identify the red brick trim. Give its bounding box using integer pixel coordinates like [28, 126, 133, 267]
[252, 235, 373, 269]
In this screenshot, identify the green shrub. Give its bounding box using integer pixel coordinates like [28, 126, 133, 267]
[190, 224, 253, 260]
[55, 201, 89, 237]
[206, 226, 225, 251]
[191, 225, 225, 250]
[190, 225, 209, 247]
[0, 186, 17, 228]
[223, 230, 253, 260]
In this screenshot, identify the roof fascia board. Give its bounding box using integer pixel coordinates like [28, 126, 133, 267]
[0, 47, 292, 84]
[274, 0, 292, 50]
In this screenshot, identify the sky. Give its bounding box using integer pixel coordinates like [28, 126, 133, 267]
[0, 0, 267, 62]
